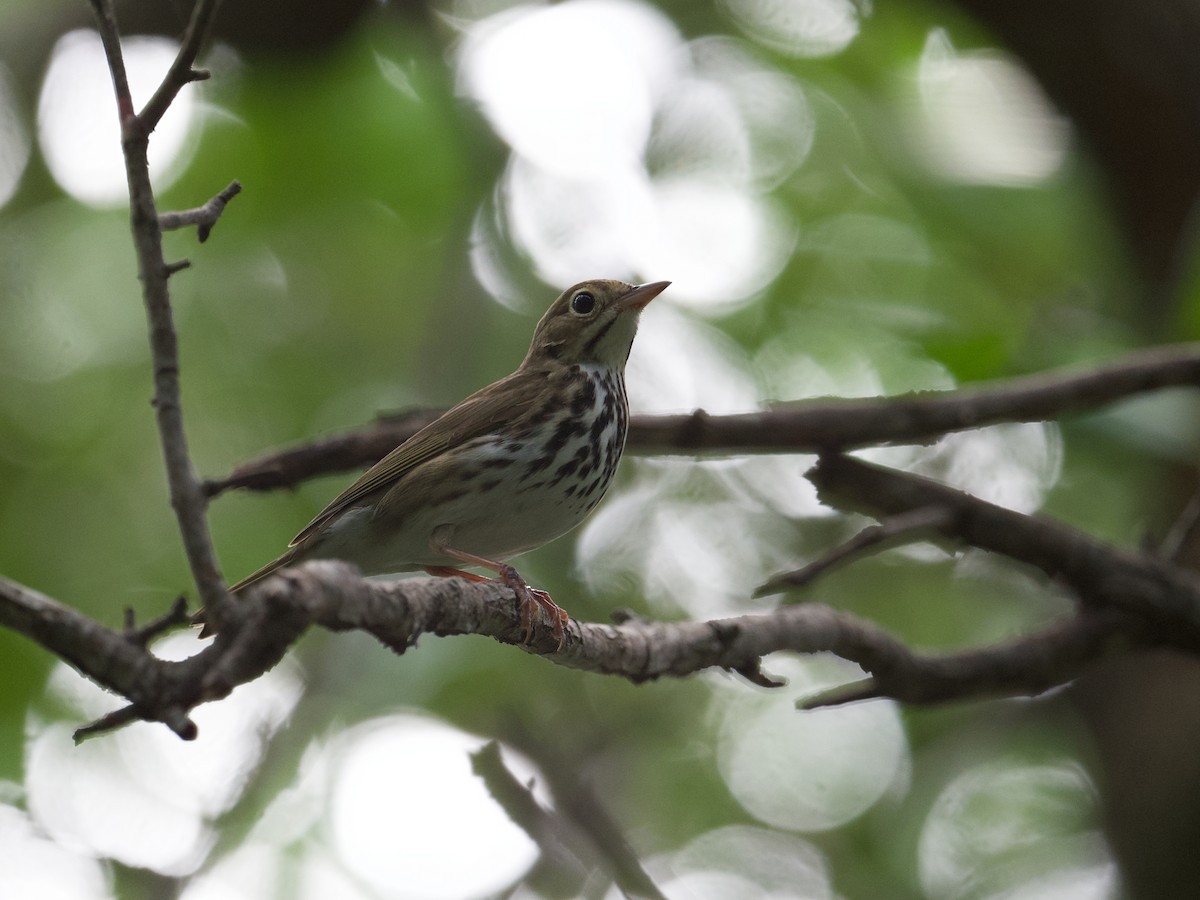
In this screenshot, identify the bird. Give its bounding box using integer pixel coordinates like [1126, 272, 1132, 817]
[217, 279, 669, 648]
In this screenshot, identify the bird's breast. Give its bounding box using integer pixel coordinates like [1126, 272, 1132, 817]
[434, 363, 628, 559]
[520, 363, 628, 512]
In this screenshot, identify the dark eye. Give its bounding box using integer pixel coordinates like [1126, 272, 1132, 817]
[570, 291, 596, 315]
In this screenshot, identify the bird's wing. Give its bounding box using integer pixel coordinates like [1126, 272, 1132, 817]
[289, 368, 543, 547]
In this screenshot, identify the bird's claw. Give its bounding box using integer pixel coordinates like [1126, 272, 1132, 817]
[500, 567, 567, 651]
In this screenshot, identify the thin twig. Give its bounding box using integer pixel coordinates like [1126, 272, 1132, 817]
[75, 704, 198, 744]
[469, 742, 593, 895]
[139, 0, 223, 131]
[755, 506, 956, 597]
[89, 0, 232, 629]
[501, 720, 669, 900]
[123, 595, 191, 647]
[159, 180, 242, 242]
[204, 343, 1200, 497]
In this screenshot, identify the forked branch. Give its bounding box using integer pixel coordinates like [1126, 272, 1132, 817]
[88, 0, 233, 629]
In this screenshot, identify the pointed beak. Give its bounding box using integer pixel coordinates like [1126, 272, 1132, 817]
[618, 280, 670, 311]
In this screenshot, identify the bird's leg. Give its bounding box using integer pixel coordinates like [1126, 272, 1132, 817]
[426, 542, 568, 649]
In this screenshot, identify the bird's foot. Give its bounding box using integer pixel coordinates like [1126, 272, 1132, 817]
[425, 563, 568, 650]
[498, 565, 567, 651]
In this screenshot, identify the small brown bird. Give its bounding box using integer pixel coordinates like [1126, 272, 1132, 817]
[224, 279, 668, 647]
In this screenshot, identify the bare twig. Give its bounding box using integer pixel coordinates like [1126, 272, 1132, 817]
[469, 742, 593, 895]
[204, 343, 1200, 497]
[89, 0, 232, 629]
[500, 720, 669, 900]
[1, 575, 165, 687]
[75, 704, 197, 744]
[755, 506, 955, 597]
[124, 595, 190, 647]
[138, 0, 222, 131]
[159, 180, 242, 242]
[798, 610, 1129, 707]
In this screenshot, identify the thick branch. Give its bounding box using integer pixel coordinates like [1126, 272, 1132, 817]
[0, 561, 1155, 742]
[205, 343, 1200, 496]
[90, 0, 231, 627]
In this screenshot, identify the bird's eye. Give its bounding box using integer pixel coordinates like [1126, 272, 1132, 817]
[570, 291, 596, 315]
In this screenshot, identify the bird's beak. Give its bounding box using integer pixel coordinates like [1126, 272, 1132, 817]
[619, 280, 670, 311]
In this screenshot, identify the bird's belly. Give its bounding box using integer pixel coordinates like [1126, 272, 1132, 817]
[421, 429, 622, 564]
[441, 469, 602, 560]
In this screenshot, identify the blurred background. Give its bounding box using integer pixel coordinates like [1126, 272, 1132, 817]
[1, 0, 1199, 897]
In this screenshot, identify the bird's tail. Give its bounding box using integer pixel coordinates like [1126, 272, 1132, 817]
[193, 547, 300, 636]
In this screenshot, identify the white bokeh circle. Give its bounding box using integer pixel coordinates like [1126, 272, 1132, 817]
[328, 714, 540, 899]
[716, 656, 909, 832]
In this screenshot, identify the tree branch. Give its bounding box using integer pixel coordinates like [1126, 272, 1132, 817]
[0, 547, 1163, 744]
[204, 342, 1200, 496]
[798, 609, 1130, 708]
[807, 453, 1200, 645]
[89, 0, 232, 629]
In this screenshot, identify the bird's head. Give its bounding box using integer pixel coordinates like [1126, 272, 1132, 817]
[524, 279, 669, 370]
